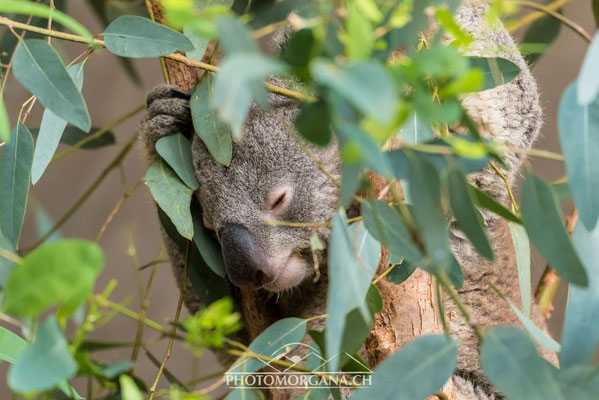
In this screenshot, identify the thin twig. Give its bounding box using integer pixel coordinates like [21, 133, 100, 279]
[515, 0, 593, 43]
[508, 0, 576, 32]
[490, 161, 519, 212]
[149, 242, 190, 399]
[95, 178, 144, 242]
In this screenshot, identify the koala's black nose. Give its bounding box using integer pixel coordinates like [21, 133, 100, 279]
[219, 224, 274, 289]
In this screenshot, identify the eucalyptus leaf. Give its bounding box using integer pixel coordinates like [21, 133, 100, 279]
[191, 75, 233, 166]
[467, 57, 521, 90]
[352, 335, 457, 400]
[558, 82, 599, 230]
[448, 162, 493, 260]
[522, 6, 561, 66]
[104, 15, 194, 58]
[2, 239, 104, 317]
[472, 185, 521, 224]
[32, 63, 85, 185]
[0, 95, 9, 143]
[561, 222, 599, 368]
[387, 259, 417, 285]
[184, 25, 209, 61]
[0, 326, 27, 364]
[397, 113, 435, 144]
[156, 134, 200, 190]
[212, 53, 284, 137]
[0, 228, 16, 290]
[145, 159, 194, 239]
[31, 125, 116, 149]
[326, 211, 380, 371]
[8, 316, 77, 393]
[12, 40, 90, 131]
[216, 15, 257, 54]
[120, 374, 143, 400]
[509, 221, 531, 317]
[225, 388, 265, 400]
[312, 60, 396, 123]
[480, 327, 564, 400]
[191, 200, 226, 277]
[520, 173, 587, 287]
[361, 199, 423, 265]
[230, 318, 307, 374]
[0, 122, 33, 247]
[577, 30, 599, 105]
[294, 99, 333, 147]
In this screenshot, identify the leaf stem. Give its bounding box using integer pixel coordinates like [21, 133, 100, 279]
[508, 0, 575, 32]
[490, 161, 519, 212]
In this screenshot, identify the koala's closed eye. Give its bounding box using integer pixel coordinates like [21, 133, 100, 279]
[266, 186, 293, 214]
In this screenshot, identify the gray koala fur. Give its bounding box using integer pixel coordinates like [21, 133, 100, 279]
[138, 3, 556, 399]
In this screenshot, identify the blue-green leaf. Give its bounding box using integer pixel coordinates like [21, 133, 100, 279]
[397, 113, 435, 144]
[8, 315, 77, 393]
[104, 15, 194, 58]
[558, 82, 599, 230]
[145, 159, 194, 239]
[0, 122, 33, 247]
[509, 221, 531, 317]
[520, 173, 587, 287]
[352, 335, 457, 400]
[230, 318, 307, 374]
[2, 239, 104, 317]
[577, 30, 599, 105]
[192, 202, 226, 277]
[12, 40, 90, 131]
[326, 211, 380, 371]
[312, 60, 396, 123]
[0, 228, 16, 291]
[467, 57, 521, 90]
[213, 53, 284, 137]
[481, 327, 564, 400]
[156, 134, 199, 190]
[31, 63, 84, 184]
[191, 75, 232, 166]
[561, 221, 599, 367]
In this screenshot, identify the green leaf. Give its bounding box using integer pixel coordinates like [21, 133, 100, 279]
[343, 2, 374, 60]
[577, 31, 599, 105]
[32, 63, 84, 185]
[361, 199, 423, 265]
[594, 0, 599, 29]
[33, 202, 62, 244]
[405, 151, 450, 269]
[326, 211, 381, 371]
[558, 82, 599, 230]
[145, 159, 194, 239]
[0, 326, 27, 363]
[190, 75, 233, 166]
[387, 258, 417, 284]
[312, 60, 396, 123]
[191, 201, 226, 277]
[0, 122, 33, 247]
[230, 318, 307, 373]
[8, 315, 77, 393]
[294, 99, 333, 147]
[522, 6, 561, 65]
[184, 25, 209, 61]
[480, 327, 564, 400]
[520, 173, 588, 287]
[561, 222, 599, 367]
[0, 228, 17, 290]
[352, 335, 457, 400]
[156, 134, 199, 190]
[103, 15, 194, 58]
[336, 122, 393, 177]
[468, 57, 521, 90]
[396, 113, 435, 144]
[12, 40, 90, 131]
[120, 374, 143, 400]
[447, 162, 494, 260]
[509, 221, 531, 317]
[213, 53, 284, 137]
[0, 95, 9, 143]
[472, 185, 521, 223]
[0, 1, 93, 42]
[2, 240, 104, 317]
[225, 388, 265, 400]
[216, 15, 257, 54]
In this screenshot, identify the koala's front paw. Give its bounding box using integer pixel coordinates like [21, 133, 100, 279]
[140, 85, 193, 159]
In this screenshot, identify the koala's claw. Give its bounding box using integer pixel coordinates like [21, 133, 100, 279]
[140, 85, 194, 158]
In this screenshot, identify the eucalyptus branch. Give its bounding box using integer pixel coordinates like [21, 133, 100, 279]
[515, 0, 593, 43]
[95, 177, 144, 242]
[144, 0, 170, 83]
[0, 16, 314, 102]
[508, 0, 576, 32]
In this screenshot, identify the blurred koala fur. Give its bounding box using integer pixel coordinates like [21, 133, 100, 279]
[138, 2, 557, 399]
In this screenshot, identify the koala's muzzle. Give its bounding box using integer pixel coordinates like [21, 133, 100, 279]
[219, 224, 274, 289]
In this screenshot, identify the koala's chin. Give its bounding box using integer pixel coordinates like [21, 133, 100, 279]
[261, 254, 312, 293]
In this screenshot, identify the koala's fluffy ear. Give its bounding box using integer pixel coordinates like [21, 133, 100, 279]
[260, 28, 292, 55]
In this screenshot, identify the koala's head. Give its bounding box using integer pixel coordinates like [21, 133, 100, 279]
[192, 96, 341, 292]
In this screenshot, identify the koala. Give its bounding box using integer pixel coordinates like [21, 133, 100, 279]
[139, 3, 556, 399]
